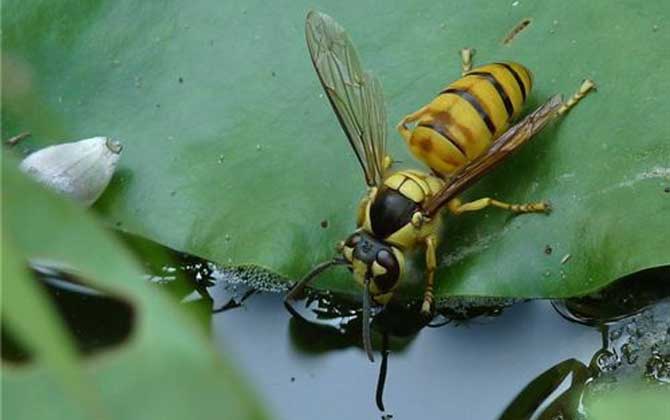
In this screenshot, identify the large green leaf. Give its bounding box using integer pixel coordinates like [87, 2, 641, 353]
[1, 156, 268, 420]
[2, 0, 669, 301]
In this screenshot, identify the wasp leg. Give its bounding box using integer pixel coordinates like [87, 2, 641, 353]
[448, 197, 551, 215]
[397, 106, 430, 144]
[421, 235, 438, 316]
[558, 79, 596, 116]
[460, 48, 475, 75]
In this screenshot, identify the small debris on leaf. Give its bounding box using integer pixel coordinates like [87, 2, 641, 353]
[5, 131, 31, 146]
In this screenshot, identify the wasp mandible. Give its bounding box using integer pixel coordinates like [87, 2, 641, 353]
[286, 11, 595, 361]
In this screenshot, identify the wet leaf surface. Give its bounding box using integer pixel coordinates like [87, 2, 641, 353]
[2, 0, 669, 303]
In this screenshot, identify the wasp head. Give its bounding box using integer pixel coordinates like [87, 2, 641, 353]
[339, 231, 405, 304]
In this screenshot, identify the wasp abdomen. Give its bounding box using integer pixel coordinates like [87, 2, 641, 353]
[409, 62, 533, 176]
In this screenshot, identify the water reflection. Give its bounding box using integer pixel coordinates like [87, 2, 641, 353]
[210, 288, 600, 419]
[8, 233, 667, 420]
[209, 265, 669, 419]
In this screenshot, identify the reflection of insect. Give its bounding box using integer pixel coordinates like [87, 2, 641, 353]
[286, 11, 595, 361]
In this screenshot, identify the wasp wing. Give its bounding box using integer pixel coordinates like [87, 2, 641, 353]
[422, 95, 564, 217]
[306, 11, 388, 187]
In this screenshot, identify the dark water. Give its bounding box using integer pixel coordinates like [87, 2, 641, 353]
[206, 265, 669, 420]
[211, 290, 599, 420]
[4, 238, 668, 420]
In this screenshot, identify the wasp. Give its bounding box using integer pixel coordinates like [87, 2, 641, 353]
[286, 11, 595, 361]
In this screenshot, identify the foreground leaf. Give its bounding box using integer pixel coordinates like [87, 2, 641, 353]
[1, 157, 268, 420]
[585, 387, 670, 420]
[2, 0, 669, 301]
[2, 237, 101, 418]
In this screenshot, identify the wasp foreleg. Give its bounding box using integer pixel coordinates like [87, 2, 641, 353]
[558, 79, 596, 116]
[460, 48, 475, 75]
[448, 197, 551, 215]
[421, 235, 438, 316]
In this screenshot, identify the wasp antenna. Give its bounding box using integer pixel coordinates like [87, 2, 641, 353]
[375, 332, 390, 412]
[285, 258, 346, 302]
[362, 277, 375, 362]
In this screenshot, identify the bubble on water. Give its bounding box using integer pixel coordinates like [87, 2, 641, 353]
[585, 300, 670, 401]
[594, 349, 621, 373]
[210, 263, 289, 293]
[621, 341, 640, 364]
[645, 350, 670, 384]
[625, 321, 641, 338]
[435, 296, 519, 318]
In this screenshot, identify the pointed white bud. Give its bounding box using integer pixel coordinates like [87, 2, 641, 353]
[20, 136, 122, 206]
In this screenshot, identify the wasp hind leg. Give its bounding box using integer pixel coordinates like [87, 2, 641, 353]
[397, 106, 430, 144]
[448, 197, 551, 215]
[460, 48, 475, 75]
[396, 46, 475, 144]
[558, 79, 596, 116]
[421, 235, 438, 316]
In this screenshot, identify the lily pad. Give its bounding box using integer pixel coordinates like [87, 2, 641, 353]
[1, 157, 268, 420]
[2, 0, 669, 301]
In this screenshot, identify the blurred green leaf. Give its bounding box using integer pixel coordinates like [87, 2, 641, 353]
[2, 0, 669, 303]
[585, 387, 670, 420]
[1, 156, 267, 420]
[2, 235, 101, 418]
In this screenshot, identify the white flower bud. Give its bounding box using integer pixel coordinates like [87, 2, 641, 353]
[20, 136, 122, 206]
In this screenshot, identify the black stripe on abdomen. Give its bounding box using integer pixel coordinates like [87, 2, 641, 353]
[417, 122, 467, 157]
[494, 62, 526, 101]
[440, 88, 496, 135]
[466, 71, 514, 119]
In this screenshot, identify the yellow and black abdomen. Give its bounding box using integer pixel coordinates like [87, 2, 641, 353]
[408, 62, 533, 176]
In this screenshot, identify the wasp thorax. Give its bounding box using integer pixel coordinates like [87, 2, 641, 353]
[340, 231, 404, 299]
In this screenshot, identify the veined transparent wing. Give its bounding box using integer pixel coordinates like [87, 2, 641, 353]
[305, 11, 388, 187]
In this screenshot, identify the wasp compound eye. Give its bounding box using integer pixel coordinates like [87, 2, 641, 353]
[372, 249, 400, 292]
